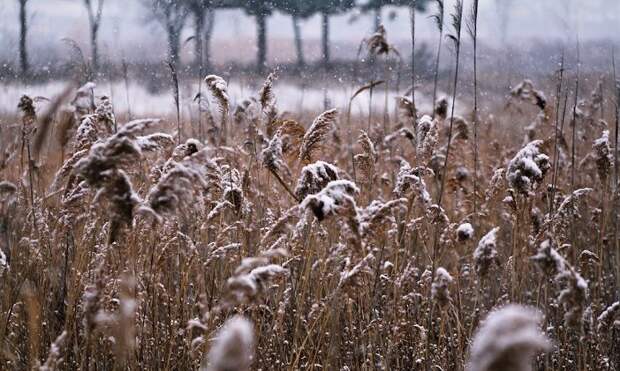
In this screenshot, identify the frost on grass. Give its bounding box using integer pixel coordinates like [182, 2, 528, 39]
[72, 118, 159, 240]
[262, 131, 293, 187]
[144, 148, 211, 218]
[597, 301, 620, 334]
[530, 240, 567, 277]
[592, 130, 612, 182]
[301, 180, 359, 222]
[531, 239, 588, 326]
[431, 267, 453, 306]
[456, 222, 474, 241]
[473, 227, 499, 277]
[225, 264, 288, 305]
[506, 140, 550, 194]
[74, 118, 159, 187]
[416, 115, 438, 162]
[468, 304, 551, 371]
[557, 268, 588, 327]
[135, 133, 175, 154]
[393, 160, 432, 210]
[336, 253, 375, 296]
[259, 72, 279, 131]
[550, 188, 592, 242]
[358, 198, 406, 240]
[204, 75, 230, 114]
[294, 161, 341, 202]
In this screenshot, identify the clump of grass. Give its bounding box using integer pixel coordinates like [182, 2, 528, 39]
[1, 20, 619, 371]
[467, 304, 551, 371]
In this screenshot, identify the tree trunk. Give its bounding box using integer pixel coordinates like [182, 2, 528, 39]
[19, 0, 29, 76]
[168, 26, 181, 69]
[204, 9, 215, 72]
[193, 8, 204, 75]
[321, 12, 330, 67]
[193, 6, 205, 143]
[84, 0, 103, 77]
[256, 13, 267, 73]
[91, 24, 99, 76]
[292, 15, 304, 68]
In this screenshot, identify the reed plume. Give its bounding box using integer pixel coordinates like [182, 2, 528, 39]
[259, 72, 278, 134]
[298, 109, 338, 165]
[474, 227, 500, 277]
[431, 267, 453, 306]
[467, 304, 551, 371]
[436, 0, 464, 208]
[204, 316, 255, 371]
[430, 0, 445, 119]
[506, 140, 551, 195]
[205, 74, 230, 145]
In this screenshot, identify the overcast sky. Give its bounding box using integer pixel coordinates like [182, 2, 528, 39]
[0, 0, 618, 65]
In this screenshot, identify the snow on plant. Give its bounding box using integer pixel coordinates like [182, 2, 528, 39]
[416, 115, 438, 162]
[301, 180, 359, 222]
[474, 227, 499, 277]
[294, 161, 340, 202]
[506, 140, 550, 194]
[394, 160, 432, 209]
[456, 222, 474, 241]
[205, 315, 255, 371]
[468, 304, 551, 371]
[432, 267, 453, 306]
[592, 130, 612, 182]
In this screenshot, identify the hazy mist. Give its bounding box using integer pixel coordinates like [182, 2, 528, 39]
[0, 0, 618, 66]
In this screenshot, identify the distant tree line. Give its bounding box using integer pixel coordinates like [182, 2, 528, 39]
[15, 0, 436, 78]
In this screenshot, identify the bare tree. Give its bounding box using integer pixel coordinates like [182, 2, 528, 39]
[275, 0, 313, 68]
[301, 0, 355, 67]
[18, 0, 29, 76]
[203, 9, 215, 70]
[238, 0, 274, 73]
[185, 0, 217, 73]
[144, 0, 189, 69]
[83, 0, 105, 76]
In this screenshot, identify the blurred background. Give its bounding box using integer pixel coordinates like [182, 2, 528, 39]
[0, 0, 618, 115]
[1, 0, 618, 72]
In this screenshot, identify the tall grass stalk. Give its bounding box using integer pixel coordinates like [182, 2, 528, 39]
[430, 0, 444, 119]
[427, 1, 463, 367]
[348, 80, 384, 181]
[410, 2, 416, 107]
[168, 61, 181, 144]
[612, 48, 619, 294]
[467, 0, 479, 226]
[436, 0, 464, 208]
[550, 51, 565, 213]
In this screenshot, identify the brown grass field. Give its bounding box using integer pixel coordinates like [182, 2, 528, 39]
[0, 19, 620, 371]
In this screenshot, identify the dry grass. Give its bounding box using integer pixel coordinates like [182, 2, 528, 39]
[0, 56, 619, 371]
